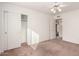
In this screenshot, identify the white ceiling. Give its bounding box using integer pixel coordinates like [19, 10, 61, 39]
[10, 2, 79, 14]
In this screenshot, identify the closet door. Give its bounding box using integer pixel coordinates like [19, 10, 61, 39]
[7, 11, 21, 50]
[2, 10, 8, 51]
[0, 9, 8, 51]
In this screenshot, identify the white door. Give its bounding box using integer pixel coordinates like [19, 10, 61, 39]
[7, 11, 21, 50]
[2, 10, 8, 51]
[0, 9, 9, 52]
[2, 10, 21, 50]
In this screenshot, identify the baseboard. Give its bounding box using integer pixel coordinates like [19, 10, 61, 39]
[21, 42, 28, 47]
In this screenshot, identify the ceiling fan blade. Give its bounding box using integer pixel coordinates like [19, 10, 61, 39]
[59, 4, 67, 7]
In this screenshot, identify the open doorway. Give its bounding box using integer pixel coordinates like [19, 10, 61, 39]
[55, 16, 62, 40]
[21, 14, 28, 45]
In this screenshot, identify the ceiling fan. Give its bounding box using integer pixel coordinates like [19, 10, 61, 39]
[50, 2, 67, 14]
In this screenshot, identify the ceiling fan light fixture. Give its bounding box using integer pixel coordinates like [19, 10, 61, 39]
[50, 2, 66, 14]
[57, 7, 62, 12]
[53, 10, 56, 13]
[50, 8, 54, 12]
[50, 8, 56, 13]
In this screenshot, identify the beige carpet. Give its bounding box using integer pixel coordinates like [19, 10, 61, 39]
[1, 39, 79, 56]
[0, 45, 33, 56]
[33, 39, 79, 56]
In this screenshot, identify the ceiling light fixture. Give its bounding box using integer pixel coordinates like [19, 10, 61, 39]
[51, 2, 65, 14]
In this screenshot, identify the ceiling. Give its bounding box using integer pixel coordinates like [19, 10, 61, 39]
[10, 2, 79, 14]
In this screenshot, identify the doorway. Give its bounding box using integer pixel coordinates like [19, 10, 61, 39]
[55, 16, 62, 40]
[21, 14, 28, 43]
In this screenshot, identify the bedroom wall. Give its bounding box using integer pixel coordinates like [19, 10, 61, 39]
[62, 9, 79, 44]
[0, 2, 55, 46]
[49, 16, 56, 39]
[0, 7, 3, 53]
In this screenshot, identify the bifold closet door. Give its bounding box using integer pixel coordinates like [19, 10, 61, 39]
[7, 11, 21, 50]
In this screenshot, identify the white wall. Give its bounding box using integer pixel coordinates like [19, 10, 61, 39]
[49, 16, 56, 39]
[62, 9, 79, 44]
[0, 8, 3, 53]
[21, 21, 27, 43]
[0, 2, 55, 47]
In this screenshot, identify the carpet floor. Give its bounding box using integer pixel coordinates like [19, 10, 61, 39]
[1, 39, 79, 56]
